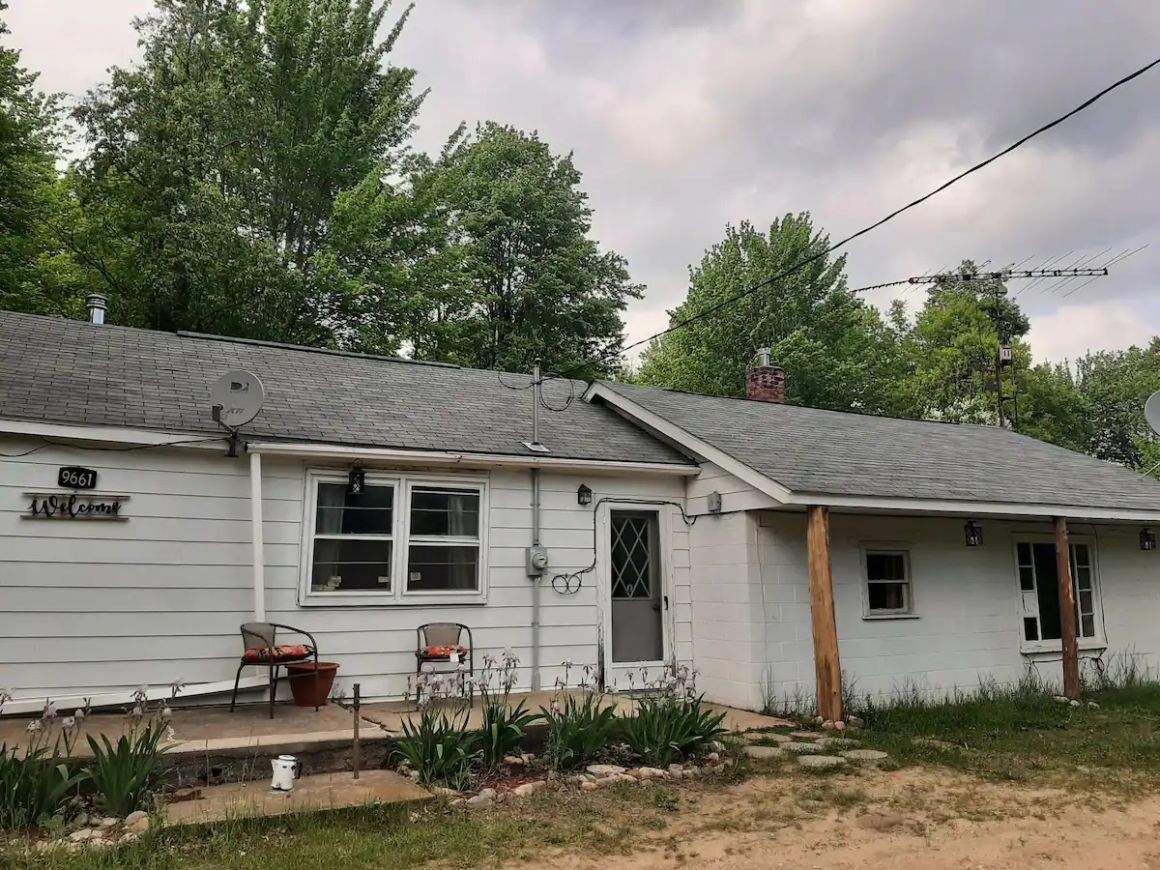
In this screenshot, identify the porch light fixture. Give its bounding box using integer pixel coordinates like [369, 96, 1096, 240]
[964, 520, 983, 547]
[347, 467, 366, 496]
[1141, 528, 1157, 551]
[577, 484, 593, 506]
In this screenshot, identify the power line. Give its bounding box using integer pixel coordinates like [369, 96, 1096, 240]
[606, 54, 1160, 364]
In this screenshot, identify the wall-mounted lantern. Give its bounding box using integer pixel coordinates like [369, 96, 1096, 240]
[576, 484, 592, 507]
[964, 520, 983, 547]
[347, 467, 366, 496]
[1141, 528, 1157, 551]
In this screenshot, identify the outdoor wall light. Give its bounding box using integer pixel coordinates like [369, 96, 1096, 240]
[964, 520, 983, 547]
[347, 467, 366, 496]
[1141, 528, 1157, 551]
[577, 484, 593, 506]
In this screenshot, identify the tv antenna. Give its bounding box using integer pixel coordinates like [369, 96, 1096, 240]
[210, 370, 265, 457]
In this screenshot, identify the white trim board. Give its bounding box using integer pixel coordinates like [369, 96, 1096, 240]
[585, 384, 1160, 523]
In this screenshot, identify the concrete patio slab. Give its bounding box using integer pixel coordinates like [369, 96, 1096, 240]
[162, 769, 430, 826]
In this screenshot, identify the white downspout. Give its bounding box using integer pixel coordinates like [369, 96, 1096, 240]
[249, 450, 266, 621]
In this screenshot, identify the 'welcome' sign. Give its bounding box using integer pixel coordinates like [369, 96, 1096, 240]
[23, 492, 129, 520]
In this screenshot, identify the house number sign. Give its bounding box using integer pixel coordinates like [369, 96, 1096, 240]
[58, 466, 98, 489]
[23, 492, 129, 520]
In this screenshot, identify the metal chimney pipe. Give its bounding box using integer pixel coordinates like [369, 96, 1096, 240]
[85, 294, 108, 325]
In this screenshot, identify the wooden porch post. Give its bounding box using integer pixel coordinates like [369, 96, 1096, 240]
[807, 505, 843, 722]
[1054, 516, 1080, 699]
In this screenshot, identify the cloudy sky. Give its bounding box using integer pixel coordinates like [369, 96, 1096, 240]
[9, 0, 1160, 364]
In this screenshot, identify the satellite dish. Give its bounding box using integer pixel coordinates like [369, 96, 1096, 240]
[1146, 391, 1160, 437]
[210, 370, 265, 429]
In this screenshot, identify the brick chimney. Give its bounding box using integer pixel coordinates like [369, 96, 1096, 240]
[746, 348, 785, 403]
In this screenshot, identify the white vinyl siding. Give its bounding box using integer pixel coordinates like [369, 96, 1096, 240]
[0, 438, 691, 703]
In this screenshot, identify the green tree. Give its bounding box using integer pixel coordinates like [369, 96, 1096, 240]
[1073, 341, 1160, 469]
[0, 2, 86, 316]
[72, 0, 423, 346]
[411, 122, 641, 377]
[637, 214, 901, 411]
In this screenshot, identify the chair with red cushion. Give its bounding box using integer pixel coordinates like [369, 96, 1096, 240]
[230, 622, 320, 719]
[415, 623, 473, 703]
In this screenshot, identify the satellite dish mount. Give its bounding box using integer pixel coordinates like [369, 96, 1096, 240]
[210, 370, 266, 457]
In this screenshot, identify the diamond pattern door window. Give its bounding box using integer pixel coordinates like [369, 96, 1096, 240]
[611, 514, 654, 599]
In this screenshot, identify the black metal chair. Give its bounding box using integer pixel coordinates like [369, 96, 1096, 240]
[414, 622, 473, 703]
[230, 622, 320, 719]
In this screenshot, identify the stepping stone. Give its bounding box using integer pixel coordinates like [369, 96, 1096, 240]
[790, 731, 820, 740]
[749, 732, 793, 744]
[783, 741, 823, 754]
[912, 737, 956, 751]
[816, 737, 860, 749]
[743, 745, 785, 760]
[798, 754, 847, 770]
[841, 749, 890, 762]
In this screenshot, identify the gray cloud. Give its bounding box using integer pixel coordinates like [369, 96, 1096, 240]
[9, 0, 1160, 363]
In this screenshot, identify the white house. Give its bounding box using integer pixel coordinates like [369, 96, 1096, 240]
[2, 308, 1159, 718]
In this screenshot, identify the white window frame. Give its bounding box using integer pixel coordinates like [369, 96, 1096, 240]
[860, 545, 917, 619]
[1013, 535, 1105, 654]
[299, 469, 488, 607]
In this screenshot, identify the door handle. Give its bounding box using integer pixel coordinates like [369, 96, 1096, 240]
[663, 594, 669, 611]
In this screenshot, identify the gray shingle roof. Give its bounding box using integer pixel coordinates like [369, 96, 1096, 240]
[597, 382, 1160, 512]
[0, 311, 691, 466]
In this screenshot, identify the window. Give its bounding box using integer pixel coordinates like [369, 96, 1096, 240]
[863, 549, 912, 616]
[1016, 541, 1101, 648]
[303, 472, 486, 604]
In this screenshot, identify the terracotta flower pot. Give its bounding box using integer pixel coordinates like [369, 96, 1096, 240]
[286, 661, 339, 707]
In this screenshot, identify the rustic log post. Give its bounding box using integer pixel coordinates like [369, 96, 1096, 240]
[807, 505, 843, 722]
[1054, 517, 1080, 700]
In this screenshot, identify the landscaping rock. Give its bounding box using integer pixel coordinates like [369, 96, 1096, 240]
[841, 749, 890, 762]
[466, 788, 496, 809]
[586, 764, 626, 777]
[1069, 699, 1081, 707]
[833, 720, 847, 732]
[846, 716, 865, 730]
[912, 736, 956, 751]
[790, 730, 819, 739]
[704, 752, 720, 762]
[580, 780, 599, 791]
[431, 786, 459, 797]
[744, 745, 785, 760]
[98, 818, 119, 830]
[797, 754, 847, 770]
[816, 737, 860, 749]
[68, 829, 103, 843]
[1054, 695, 1070, 704]
[503, 755, 525, 767]
[119, 832, 140, 846]
[784, 741, 823, 754]
[513, 781, 546, 797]
[1087, 701, 1100, 710]
[627, 766, 667, 780]
[821, 720, 836, 731]
[123, 811, 149, 833]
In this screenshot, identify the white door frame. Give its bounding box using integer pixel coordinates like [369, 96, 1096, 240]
[596, 502, 674, 690]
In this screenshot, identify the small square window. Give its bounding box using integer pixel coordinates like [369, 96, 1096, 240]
[864, 549, 913, 616]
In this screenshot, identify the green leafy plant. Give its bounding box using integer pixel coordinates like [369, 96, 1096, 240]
[83, 683, 181, 816]
[85, 722, 168, 817]
[619, 694, 727, 767]
[0, 694, 88, 830]
[476, 650, 543, 768]
[393, 706, 481, 786]
[541, 663, 619, 770]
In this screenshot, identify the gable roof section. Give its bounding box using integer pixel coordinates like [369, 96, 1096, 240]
[0, 311, 691, 467]
[590, 381, 1160, 517]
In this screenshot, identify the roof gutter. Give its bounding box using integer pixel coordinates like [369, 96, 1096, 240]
[246, 441, 698, 476]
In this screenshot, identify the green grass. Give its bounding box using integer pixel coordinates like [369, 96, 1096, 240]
[852, 680, 1160, 788]
[3, 780, 696, 870]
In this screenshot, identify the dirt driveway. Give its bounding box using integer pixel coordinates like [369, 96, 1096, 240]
[527, 768, 1160, 870]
